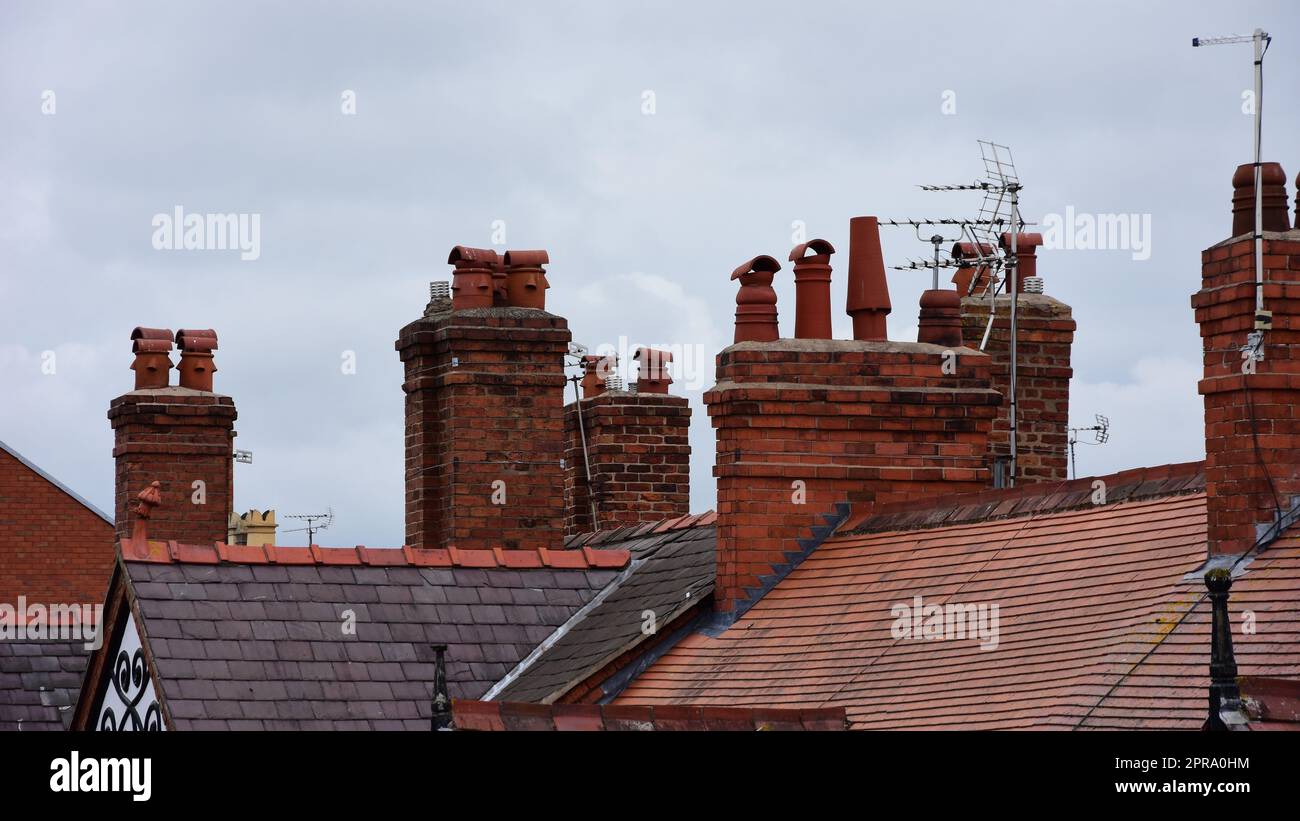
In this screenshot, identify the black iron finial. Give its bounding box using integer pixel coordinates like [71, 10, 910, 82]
[431, 644, 452, 731]
[1204, 569, 1243, 731]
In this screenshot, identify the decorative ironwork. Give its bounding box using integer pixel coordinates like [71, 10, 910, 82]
[95, 612, 164, 732]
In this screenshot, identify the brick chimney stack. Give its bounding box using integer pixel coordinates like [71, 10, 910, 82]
[1194, 164, 1300, 556]
[110, 327, 236, 546]
[959, 235, 1075, 484]
[710, 219, 999, 615]
[564, 349, 691, 535]
[397, 247, 570, 552]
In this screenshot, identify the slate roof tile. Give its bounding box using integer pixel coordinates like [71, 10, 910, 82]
[111, 543, 627, 730]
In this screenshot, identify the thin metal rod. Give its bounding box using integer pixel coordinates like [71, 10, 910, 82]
[570, 376, 600, 531]
[1252, 28, 1265, 316]
[1008, 186, 1020, 488]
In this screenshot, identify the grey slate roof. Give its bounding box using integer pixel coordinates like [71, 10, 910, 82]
[124, 559, 619, 730]
[488, 522, 715, 704]
[0, 639, 89, 731]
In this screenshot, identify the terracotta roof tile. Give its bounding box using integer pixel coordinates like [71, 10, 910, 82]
[123, 539, 629, 571]
[615, 489, 1300, 729]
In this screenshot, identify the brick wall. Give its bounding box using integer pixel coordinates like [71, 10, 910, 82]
[961, 293, 1075, 483]
[397, 306, 570, 551]
[0, 447, 115, 604]
[1193, 232, 1300, 555]
[707, 339, 1000, 613]
[109, 389, 237, 546]
[564, 391, 691, 536]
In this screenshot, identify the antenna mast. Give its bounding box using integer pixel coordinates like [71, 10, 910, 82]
[1193, 29, 1273, 340]
[284, 508, 333, 546]
[880, 140, 1027, 485]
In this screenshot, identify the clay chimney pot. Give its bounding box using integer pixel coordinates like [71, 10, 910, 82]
[789, 239, 835, 340]
[846, 216, 891, 341]
[731, 256, 781, 343]
[502, 249, 551, 310]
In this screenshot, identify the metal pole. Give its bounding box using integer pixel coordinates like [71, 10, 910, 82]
[1008, 186, 1020, 487]
[1252, 28, 1265, 318]
[570, 376, 601, 530]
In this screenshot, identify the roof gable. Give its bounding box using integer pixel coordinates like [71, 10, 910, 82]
[76, 542, 627, 730]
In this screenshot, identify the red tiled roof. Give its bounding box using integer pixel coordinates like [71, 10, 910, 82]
[616, 485, 1300, 730]
[565, 510, 717, 548]
[119, 539, 630, 570]
[452, 699, 846, 731]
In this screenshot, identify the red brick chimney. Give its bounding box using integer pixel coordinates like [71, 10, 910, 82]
[1194, 164, 1300, 556]
[110, 327, 236, 546]
[709, 220, 999, 614]
[959, 235, 1074, 484]
[564, 350, 691, 535]
[397, 248, 570, 552]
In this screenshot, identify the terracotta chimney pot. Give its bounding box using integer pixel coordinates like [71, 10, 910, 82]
[580, 354, 617, 397]
[1231, 162, 1290, 237]
[916, 289, 963, 348]
[130, 327, 174, 390]
[998, 233, 1044, 289]
[846, 217, 891, 341]
[174, 329, 218, 392]
[789, 239, 835, 340]
[447, 246, 499, 310]
[950, 241, 995, 296]
[731, 256, 781, 343]
[634, 347, 673, 394]
[502, 249, 551, 310]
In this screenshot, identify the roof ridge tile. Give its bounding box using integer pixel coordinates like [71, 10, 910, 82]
[122, 539, 630, 571]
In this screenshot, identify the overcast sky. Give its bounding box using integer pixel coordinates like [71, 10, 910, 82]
[3, 1, 1297, 546]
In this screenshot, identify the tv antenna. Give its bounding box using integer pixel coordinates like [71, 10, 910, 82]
[1193, 29, 1273, 336]
[1068, 415, 1111, 480]
[283, 508, 333, 546]
[879, 140, 1028, 485]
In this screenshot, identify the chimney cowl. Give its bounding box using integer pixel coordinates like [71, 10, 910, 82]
[173, 329, 219, 392]
[502, 249, 551, 310]
[633, 347, 673, 394]
[447, 245, 498, 310]
[846, 216, 891, 341]
[789, 239, 835, 340]
[580, 353, 617, 397]
[130, 327, 174, 390]
[731, 256, 781, 343]
[788, 238, 835, 261]
[1231, 162, 1291, 237]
